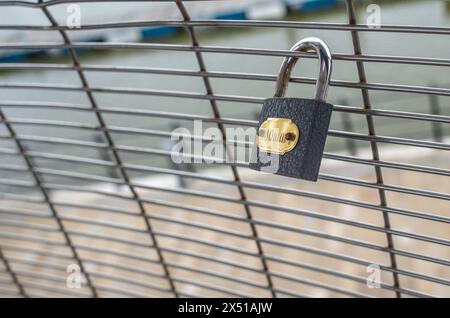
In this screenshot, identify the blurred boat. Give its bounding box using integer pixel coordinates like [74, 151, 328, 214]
[0, 0, 340, 62]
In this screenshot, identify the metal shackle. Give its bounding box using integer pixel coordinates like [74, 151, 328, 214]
[274, 37, 332, 102]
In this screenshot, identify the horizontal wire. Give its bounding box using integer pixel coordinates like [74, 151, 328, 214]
[0, 223, 154, 250]
[1, 134, 449, 205]
[261, 256, 448, 293]
[0, 18, 445, 39]
[322, 153, 450, 177]
[175, 264, 379, 298]
[53, 201, 140, 217]
[41, 152, 450, 207]
[0, 209, 450, 280]
[150, 215, 450, 263]
[26, 293, 82, 298]
[1, 42, 450, 95]
[1, 169, 449, 248]
[2, 115, 449, 153]
[147, 212, 450, 249]
[0, 219, 60, 233]
[0, 7, 449, 34]
[3, 171, 449, 247]
[0, 243, 426, 296]
[153, 228, 449, 272]
[1, 99, 449, 125]
[1, 207, 426, 264]
[0, 51, 449, 74]
[12, 258, 270, 296]
[9, 269, 86, 286]
[159, 263, 276, 295]
[18, 280, 91, 297]
[1, 123, 448, 178]
[0, 175, 448, 264]
[11, 251, 255, 298]
[272, 288, 308, 298]
[110, 213, 383, 251]
[153, 229, 450, 275]
[0, 95, 448, 143]
[0, 123, 446, 178]
[94, 284, 154, 298]
[0, 203, 48, 215]
[68, 229, 154, 249]
[0, 70, 449, 97]
[0, 225, 137, 255]
[75, 244, 160, 264]
[6, 257, 90, 281]
[0, 246, 169, 290]
[0, 191, 44, 204]
[0, 109, 448, 178]
[88, 272, 173, 294]
[120, 245, 450, 290]
[0, 231, 68, 247]
[268, 271, 368, 298]
[261, 235, 450, 268]
[319, 173, 450, 201]
[1, 247, 174, 296]
[0, 102, 257, 128]
[0, 245, 74, 261]
[171, 277, 255, 298]
[36, 161, 450, 203]
[0, 118, 450, 155]
[84, 259, 168, 281]
[0, 211, 444, 294]
[1, 206, 449, 285]
[1, 133, 449, 181]
[12, 270, 147, 297]
[3, 234, 446, 293]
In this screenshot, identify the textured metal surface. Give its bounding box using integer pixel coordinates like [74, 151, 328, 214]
[250, 98, 333, 181]
[0, 0, 448, 298]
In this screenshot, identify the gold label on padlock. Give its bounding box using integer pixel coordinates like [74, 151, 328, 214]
[256, 118, 300, 154]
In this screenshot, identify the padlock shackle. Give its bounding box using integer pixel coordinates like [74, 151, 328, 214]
[274, 37, 332, 102]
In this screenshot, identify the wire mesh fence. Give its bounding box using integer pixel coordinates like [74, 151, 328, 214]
[0, 0, 448, 298]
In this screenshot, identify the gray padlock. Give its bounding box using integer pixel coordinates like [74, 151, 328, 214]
[249, 37, 333, 181]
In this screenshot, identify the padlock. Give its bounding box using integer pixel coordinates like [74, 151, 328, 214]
[249, 37, 333, 181]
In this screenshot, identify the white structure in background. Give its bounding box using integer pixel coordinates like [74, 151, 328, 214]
[247, 1, 287, 20]
[0, 0, 338, 60]
[0, 0, 313, 43]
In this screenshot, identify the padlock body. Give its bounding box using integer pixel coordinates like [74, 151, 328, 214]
[249, 97, 333, 181]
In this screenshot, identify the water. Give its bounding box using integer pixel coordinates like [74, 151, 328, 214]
[0, 0, 449, 183]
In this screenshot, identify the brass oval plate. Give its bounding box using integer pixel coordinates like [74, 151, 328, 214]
[256, 118, 300, 155]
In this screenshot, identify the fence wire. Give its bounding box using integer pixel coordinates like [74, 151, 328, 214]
[0, 0, 448, 298]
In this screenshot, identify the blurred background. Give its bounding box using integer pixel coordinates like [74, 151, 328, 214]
[0, 0, 448, 298]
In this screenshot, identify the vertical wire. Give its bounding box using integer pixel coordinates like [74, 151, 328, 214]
[0, 107, 98, 297]
[345, 0, 401, 297]
[38, 1, 178, 297]
[175, 0, 276, 297]
[0, 247, 27, 297]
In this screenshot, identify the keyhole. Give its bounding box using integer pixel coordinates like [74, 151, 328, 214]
[285, 132, 296, 141]
[258, 129, 266, 137]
